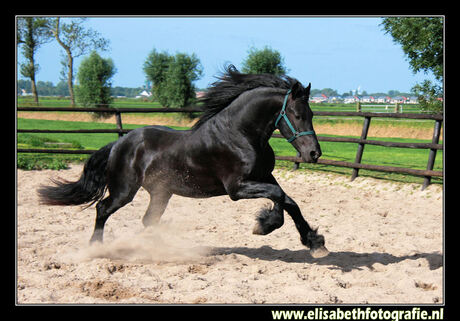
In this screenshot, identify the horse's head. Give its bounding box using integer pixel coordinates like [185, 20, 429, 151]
[276, 82, 322, 163]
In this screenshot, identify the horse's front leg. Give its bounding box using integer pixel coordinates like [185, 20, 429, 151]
[249, 175, 328, 258]
[284, 195, 328, 258]
[225, 178, 286, 237]
[252, 201, 285, 235]
[225, 178, 285, 201]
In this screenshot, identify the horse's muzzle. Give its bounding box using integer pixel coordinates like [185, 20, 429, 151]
[302, 149, 322, 163]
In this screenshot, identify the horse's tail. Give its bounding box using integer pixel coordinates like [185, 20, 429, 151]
[37, 141, 116, 206]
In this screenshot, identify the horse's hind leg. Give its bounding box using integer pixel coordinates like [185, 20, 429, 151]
[142, 189, 172, 227]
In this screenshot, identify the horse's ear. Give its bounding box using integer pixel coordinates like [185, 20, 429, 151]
[305, 83, 311, 97]
[290, 82, 305, 100]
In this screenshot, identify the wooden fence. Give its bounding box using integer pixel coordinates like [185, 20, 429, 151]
[17, 106, 443, 190]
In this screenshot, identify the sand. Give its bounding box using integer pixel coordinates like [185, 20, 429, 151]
[16, 165, 443, 304]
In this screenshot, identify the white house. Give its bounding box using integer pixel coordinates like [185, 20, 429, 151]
[343, 96, 358, 104]
[407, 96, 418, 104]
[360, 96, 375, 103]
[135, 90, 152, 99]
[375, 96, 391, 103]
[390, 96, 407, 104]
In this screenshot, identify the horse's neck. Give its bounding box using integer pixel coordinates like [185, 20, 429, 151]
[230, 88, 284, 147]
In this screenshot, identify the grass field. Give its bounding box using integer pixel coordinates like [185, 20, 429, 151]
[17, 117, 443, 185]
[17, 96, 443, 185]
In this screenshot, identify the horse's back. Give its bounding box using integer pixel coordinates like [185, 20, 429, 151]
[139, 125, 189, 149]
[106, 125, 189, 186]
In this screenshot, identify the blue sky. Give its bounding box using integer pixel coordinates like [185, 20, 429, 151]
[18, 16, 438, 94]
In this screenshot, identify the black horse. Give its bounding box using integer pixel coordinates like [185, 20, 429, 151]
[38, 66, 328, 258]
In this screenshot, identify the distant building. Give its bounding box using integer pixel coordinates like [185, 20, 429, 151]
[327, 96, 342, 103]
[375, 96, 391, 103]
[195, 91, 206, 98]
[310, 93, 328, 103]
[390, 96, 407, 104]
[135, 90, 152, 99]
[343, 96, 359, 104]
[360, 96, 375, 103]
[20, 89, 33, 96]
[407, 96, 418, 104]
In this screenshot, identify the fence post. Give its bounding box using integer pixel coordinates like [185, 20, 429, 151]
[115, 111, 124, 138]
[394, 103, 399, 113]
[356, 101, 361, 112]
[422, 119, 442, 190]
[351, 116, 371, 181]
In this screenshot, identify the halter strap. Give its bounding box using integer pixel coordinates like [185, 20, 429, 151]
[275, 89, 315, 143]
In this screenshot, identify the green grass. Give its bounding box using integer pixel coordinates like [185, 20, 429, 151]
[17, 118, 443, 185]
[17, 118, 189, 170]
[269, 133, 443, 185]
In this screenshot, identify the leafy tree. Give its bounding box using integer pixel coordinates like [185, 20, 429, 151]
[381, 17, 443, 113]
[387, 90, 401, 97]
[143, 49, 173, 106]
[55, 81, 70, 96]
[143, 49, 203, 108]
[75, 51, 116, 117]
[48, 17, 110, 106]
[36, 81, 55, 96]
[412, 80, 443, 113]
[17, 79, 31, 94]
[163, 53, 203, 107]
[17, 17, 53, 105]
[241, 46, 287, 75]
[320, 88, 339, 97]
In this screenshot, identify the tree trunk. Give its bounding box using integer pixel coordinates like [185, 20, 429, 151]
[53, 18, 75, 107]
[30, 74, 39, 105]
[66, 53, 75, 106]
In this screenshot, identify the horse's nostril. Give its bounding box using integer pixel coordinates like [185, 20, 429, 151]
[310, 150, 321, 160]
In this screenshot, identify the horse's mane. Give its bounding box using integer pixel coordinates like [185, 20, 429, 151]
[192, 65, 298, 130]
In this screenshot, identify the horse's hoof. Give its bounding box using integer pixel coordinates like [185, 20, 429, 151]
[310, 245, 329, 258]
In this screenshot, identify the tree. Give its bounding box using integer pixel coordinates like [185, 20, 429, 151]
[143, 49, 173, 106]
[319, 88, 339, 97]
[17, 17, 53, 105]
[380, 17, 443, 113]
[55, 80, 70, 96]
[163, 53, 203, 108]
[75, 51, 116, 117]
[241, 46, 287, 75]
[143, 49, 203, 108]
[48, 17, 110, 106]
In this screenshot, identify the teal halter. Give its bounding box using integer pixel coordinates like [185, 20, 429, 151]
[275, 89, 315, 143]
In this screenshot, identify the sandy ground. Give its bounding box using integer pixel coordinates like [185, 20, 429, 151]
[16, 165, 443, 304]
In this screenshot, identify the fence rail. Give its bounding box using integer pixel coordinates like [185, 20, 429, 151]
[17, 106, 443, 189]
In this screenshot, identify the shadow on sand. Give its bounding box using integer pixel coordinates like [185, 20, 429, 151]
[206, 245, 442, 272]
